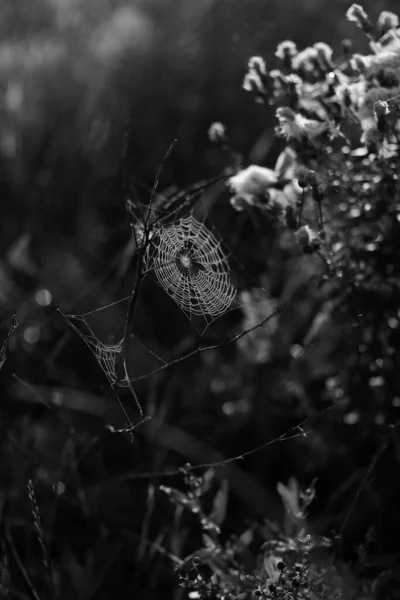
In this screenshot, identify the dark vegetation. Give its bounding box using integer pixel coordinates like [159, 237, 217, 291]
[1, 1, 400, 599]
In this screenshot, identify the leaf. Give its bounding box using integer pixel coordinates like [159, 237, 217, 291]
[201, 534, 220, 552]
[199, 468, 215, 495]
[209, 479, 228, 527]
[238, 528, 254, 548]
[274, 146, 297, 180]
[276, 477, 302, 518]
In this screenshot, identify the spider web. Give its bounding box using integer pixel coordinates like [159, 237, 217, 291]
[60, 312, 126, 388]
[58, 309, 144, 423]
[144, 214, 236, 328]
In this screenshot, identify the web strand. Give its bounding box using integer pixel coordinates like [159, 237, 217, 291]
[131, 301, 286, 382]
[85, 403, 337, 488]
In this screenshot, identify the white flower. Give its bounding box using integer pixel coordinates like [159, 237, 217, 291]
[377, 11, 399, 36]
[334, 79, 366, 110]
[228, 165, 278, 210]
[346, 4, 368, 23]
[208, 122, 226, 143]
[248, 55, 266, 74]
[313, 42, 334, 69]
[350, 53, 371, 71]
[346, 4, 372, 33]
[276, 107, 336, 141]
[295, 225, 321, 251]
[380, 28, 400, 48]
[243, 56, 267, 98]
[313, 42, 333, 61]
[374, 100, 390, 118]
[292, 47, 319, 72]
[243, 71, 264, 96]
[275, 40, 297, 60]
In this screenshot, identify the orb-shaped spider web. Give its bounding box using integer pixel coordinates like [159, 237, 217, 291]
[144, 215, 235, 323]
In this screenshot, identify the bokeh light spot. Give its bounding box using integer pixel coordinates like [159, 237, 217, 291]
[24, 325, 40, 344]
[35, 288, 52, 306]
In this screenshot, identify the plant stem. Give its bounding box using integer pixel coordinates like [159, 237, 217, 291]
[121, 249, 145, 419]
[122, 250, 144, 361]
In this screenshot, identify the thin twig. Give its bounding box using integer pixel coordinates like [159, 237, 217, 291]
[2, 519, 42, 600]
[297, 187, 305, 229]
[131, 301, 287, 382]
[27, 480, 52, 598]
[120, 249, 145, 419]
[0, 315, 18, 364]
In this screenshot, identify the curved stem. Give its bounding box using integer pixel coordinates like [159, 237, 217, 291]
[122, 250, 144, 361]
[0, 315, 18, 363]
[121, 249, 145, 419]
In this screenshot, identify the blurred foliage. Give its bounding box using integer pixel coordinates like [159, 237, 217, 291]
[2, 1, 400, 599]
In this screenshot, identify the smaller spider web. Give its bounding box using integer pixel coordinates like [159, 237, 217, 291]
[59, 311, 129, 390]
[144, 215, 236, 329]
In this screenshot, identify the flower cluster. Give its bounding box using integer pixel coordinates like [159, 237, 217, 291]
[196, 6, 400, 598]
[226, 3, 400, 277]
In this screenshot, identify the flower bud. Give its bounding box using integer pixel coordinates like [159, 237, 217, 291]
[296, 166, 317, 189]
[341, 38, 353, 57]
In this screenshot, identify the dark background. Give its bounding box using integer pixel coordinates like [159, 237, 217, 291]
[1, 1, 400, 599]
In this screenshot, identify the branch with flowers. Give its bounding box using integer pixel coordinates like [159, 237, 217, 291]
[170, 6, 400, 598]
